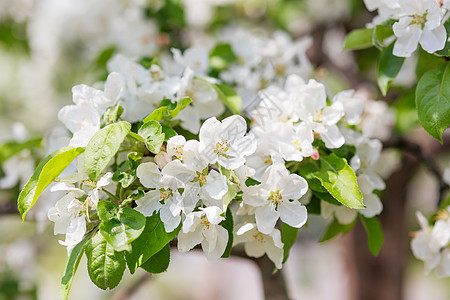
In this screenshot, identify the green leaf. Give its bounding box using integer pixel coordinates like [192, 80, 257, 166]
[312, 190, 341, 206]
[85, 232, 126, 290]
[18, 147, 84, 221]
[372, 24, 394, 49]
[209, 43, 236, 71]
[138, 120, 165, 154]
[127, 132, 144, 142]
[416, 50, 447, 79]
[314, 154, 364, 209]
[305, 196, 321, 215]
[297, 161, 325, 193]
[100, 207, 146, 252]
[377, 43, 405, 96]
[0, 137, 42, 164]
[143, 97, 192, 122]
[220, 207, 234, 258]
[320, 217, 356, 242]
[415, 63, 450, 142]
[360, 216, 384, 256]
[212, 83, 242, 114]
[393, 89, 419, 134]
[161, 125, 178, 141]
[112, 160, 137, 188]
[343, 28, 374, 50]
[85, 121, 131, 181]
[97, 201, 119, 222]
[60, 233, 92, 300]
[103, 105, 124, 125]
[140, 244, 171, 274]
[125, 214, 180, 274]
[281, 223, 298, 263]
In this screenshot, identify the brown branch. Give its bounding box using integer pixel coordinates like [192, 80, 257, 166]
[0, 201, 19, 215]
[169, 238, 289, 299]
[383, 136, 450, 205]
[111, 272, 152, 300]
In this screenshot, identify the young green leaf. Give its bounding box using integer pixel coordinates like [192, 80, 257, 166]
[85, 232, 126, 290]
[103, 105, 124, 125]
[138, 120, 165, 154]
[281, 223, 299, 263]
[140, 243, 171, 274]
[209, 43, 236, 71]
[99, 207, 146, 252]
[320, 217, 356, 242]
[60, 233, 92, 300]
[220, 207, 234, 258]
[360, 216, 384, 256]
[85, 121, 131, 181]
[97, 201, 119, 222]
[125, 214, 180, 274]
[161, 125, 178, 140]
[18, 147, 84, 221]
[143, 97, 192, 122]
[415, 63, 450, 143]
[377, 43, 405, 96]
[297, 161, 326, 193]
[314, 154, 364, 209]
[212, 83, 242, 114]
[372, 24, 394, 49]
[0, 137, 42, 164]
[343, 28, 374, 50]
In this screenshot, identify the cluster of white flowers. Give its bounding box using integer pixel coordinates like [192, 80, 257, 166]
[411, 208, 450, 276]
[217, 27, 313, 105]
[42, 35, 392, 266]
[364, 0, 450, 57]
[245, 76, 387, 226]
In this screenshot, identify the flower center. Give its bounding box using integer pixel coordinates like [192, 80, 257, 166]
[292, 139, 302, 151]
[263, 155, 272, 164]
[313, 110, 323, 122]
[173, 146, 183, 159]
[411, 13, 427, 25]
[268, 190, 282, 205]
[214, 139, 230, 157]
[159, 189, 171, 203]
[201, 215, 210, 230]
[253, 232, 266, 243]
[437, 209, 450, 220]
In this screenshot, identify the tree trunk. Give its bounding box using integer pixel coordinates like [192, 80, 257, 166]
[347, 154, 417, 300]
[255, 255, 290, 300]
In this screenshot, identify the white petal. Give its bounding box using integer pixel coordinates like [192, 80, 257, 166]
[359, 193, 383, 218]
[178, 230, 204, 253]
[202, 225, 229, 260]
[278, 200, 308, 228]
[320, 125, 345, 148]
[255, 204, 279, 234]
[420, 25, 447, 53]
[136, 162, 162, 188]
[244, 240, 266, 258]
[393, 19, 422, 57]
[204, 170, 228, 200]
[135, 190, 163, 217]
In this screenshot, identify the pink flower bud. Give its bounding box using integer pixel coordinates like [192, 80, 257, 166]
[155, 151, 172, 169]
[311, 149, 319, 160]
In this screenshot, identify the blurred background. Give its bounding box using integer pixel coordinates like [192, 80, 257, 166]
[0, 0, 449, 299]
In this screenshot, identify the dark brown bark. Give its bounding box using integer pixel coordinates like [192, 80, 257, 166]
[255, 255, 290, 300]
[347, 153, 417, 300]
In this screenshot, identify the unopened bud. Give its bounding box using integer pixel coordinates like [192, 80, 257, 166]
[311, 149, 320, 160]
[155, 151, 172, 169]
